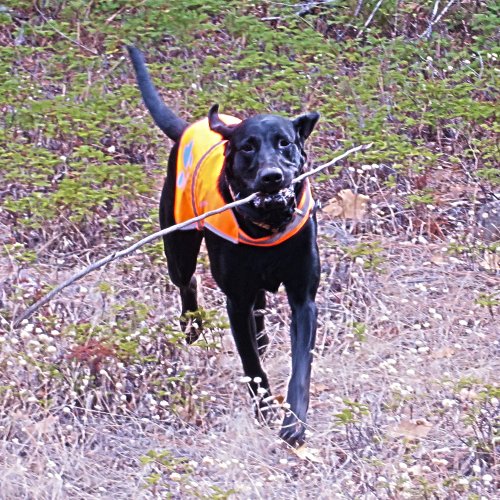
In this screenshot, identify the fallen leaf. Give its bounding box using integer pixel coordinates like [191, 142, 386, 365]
[430, 253, 446, 266]
[25, 415, 57, 436]
[293, 445, 324, 463]
[388, 419, 432, 439]
[273, 394, 285, 405]
[322, 199, 343, 217]
[323, 189, 369, 220]
[311, 383, 329, 394]
[430, 347, 455, 359]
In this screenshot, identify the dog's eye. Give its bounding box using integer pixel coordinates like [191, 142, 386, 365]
[279, 138, 291, 148]
[240, 143, 255, 153]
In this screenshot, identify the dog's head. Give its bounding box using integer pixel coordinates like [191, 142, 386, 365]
[209, 104, 319, 230]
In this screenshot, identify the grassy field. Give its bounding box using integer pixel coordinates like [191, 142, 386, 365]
[0, 1, 498, 498]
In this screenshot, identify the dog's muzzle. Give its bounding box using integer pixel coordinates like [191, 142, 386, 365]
[251, 186, 295, 211]
[230, 183, 298, 232]
[246, 186, 297, 232]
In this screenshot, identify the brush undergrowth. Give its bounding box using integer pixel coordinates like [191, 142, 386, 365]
[0, 1, 498, 498]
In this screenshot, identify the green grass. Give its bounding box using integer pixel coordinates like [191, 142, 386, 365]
[2, 1, 497, 238]
[0, 2, 498, 498]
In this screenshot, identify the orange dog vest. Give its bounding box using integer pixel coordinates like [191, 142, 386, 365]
[174, 116, 314, 246]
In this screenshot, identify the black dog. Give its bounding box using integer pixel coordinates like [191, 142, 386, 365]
[128, 47, 320, 446]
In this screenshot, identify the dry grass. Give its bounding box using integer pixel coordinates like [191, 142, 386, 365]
[1, 3, 498, 497]
[1, 214, 498, 499]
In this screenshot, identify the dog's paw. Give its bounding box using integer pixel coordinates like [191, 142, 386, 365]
[184, 328, 201, 344]
[179, 315, 202, 344]
[253, 394, 280, 426]
[279, 414, 306, 448]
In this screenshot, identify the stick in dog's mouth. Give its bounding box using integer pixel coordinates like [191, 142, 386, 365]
[251, 186, 295, 211]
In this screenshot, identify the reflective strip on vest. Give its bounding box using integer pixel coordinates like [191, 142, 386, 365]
[174, 116, 315, 247]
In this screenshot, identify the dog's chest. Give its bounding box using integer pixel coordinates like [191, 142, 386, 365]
[206, 235, 293, 294]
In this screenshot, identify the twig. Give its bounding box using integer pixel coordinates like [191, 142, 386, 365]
[393, 0, 401, 36]
[420, 0, 457, 39]
[354, 0, 364, 18]
[431, 0, 441, 21]
[424, 0, 441, 39]
[356, 0, 384, 39]
[33, 2, 99, 55]
[13, 193, 256, 327]
[105, 1, 147, 24]
[13, 143, 372, 327]
[476, 51, 484, 80]
[296, 0, 336, 17]
[294, 143, 372, 183]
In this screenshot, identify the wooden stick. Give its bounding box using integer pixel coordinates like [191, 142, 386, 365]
[13, 142, 372, 327]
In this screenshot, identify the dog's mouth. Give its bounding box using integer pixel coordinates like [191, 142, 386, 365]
[229, 180, 299, 232]
[250, 186, 295, 211]
[238, 186, 297, 232]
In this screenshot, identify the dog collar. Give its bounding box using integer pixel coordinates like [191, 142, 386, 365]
[249, 220, 280, 233]
[227, 182, 240, 204]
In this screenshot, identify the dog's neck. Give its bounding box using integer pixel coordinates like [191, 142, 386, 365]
[219, 172, 303, 239]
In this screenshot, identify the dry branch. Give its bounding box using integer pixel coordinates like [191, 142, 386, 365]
[420, 0, 457, 39]
[13, 143, 372, 327]
[356, 0, 384, 39]
[34, 2, 99, 55]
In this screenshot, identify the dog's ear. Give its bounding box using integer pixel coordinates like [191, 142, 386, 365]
[208, 104, 236, 139]
[293, 112, 320, 143]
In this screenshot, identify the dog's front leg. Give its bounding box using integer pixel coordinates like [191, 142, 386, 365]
[226, 296, 272, 419]
[280, 284, 318, 446]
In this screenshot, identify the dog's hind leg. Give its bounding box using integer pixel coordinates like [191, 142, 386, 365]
[254, 289, 269, 355]
[162, 230, 204, 343]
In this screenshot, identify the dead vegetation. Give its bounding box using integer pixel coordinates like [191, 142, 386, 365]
[1, 1, 498, 498]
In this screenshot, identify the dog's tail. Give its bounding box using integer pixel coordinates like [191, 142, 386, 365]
[127, 46, 187, 142]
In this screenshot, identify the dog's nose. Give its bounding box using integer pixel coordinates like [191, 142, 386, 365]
[259, 168, 284, 191]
